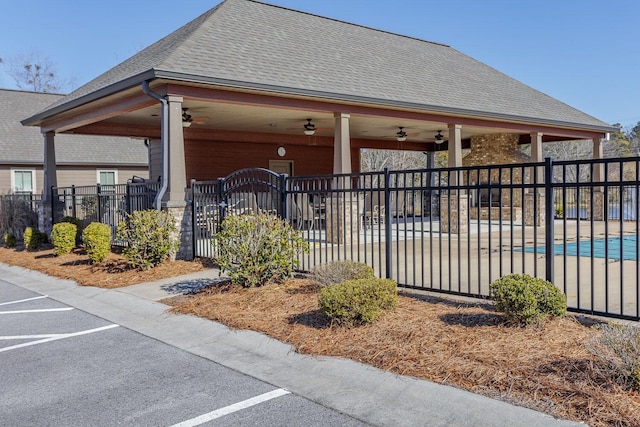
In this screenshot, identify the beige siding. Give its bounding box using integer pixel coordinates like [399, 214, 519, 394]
[0, 167, 13, 194]
[149, 139, 161, 181]
[0, 166, 44, 195]
[0, 165, 148, 195]
[56, 167, 148, 188]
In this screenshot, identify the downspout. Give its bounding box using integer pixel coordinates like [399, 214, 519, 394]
[141, 80, 168, 210]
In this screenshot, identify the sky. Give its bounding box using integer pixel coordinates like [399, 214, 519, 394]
[0, 0, 638, 128]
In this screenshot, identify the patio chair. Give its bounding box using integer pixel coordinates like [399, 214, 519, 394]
[390, 191, 406, 218]
[256, 191, 278, 214]
[295, 193, 323, 230]
[227, 192, 258, 215]
[362, 191, 385, 229]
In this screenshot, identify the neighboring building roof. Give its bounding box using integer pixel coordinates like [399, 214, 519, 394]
[1, 89, 148, 165]
[25, 0, 611, 132]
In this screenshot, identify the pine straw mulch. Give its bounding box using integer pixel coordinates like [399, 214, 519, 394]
[0, 245, 212, 288]
[165, 279, 640, 427]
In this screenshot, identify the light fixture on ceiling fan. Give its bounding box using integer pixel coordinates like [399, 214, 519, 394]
[304, 118, 316, 136]
[182, 108, 193, 127]
[396, 127, 407, 142]
[434, 130, 445, 144]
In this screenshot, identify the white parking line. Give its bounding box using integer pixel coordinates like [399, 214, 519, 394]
[0, 334, 68, 340]
[0, 295, 48, 306]
[0, 324, 119, 353]
[170, 388, 291, 427]
[0, 307, 74, 315]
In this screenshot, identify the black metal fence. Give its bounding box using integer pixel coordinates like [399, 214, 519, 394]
[51, 180, 159, 243]
[192, 157, 640, 321]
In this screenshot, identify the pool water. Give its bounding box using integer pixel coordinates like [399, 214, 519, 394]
[525, 235, 638, 261]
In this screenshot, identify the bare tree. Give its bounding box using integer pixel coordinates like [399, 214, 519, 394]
[2, 52, 73, 93]
[360, 149, 428, 172]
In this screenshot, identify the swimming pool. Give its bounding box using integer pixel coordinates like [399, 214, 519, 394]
[524, 235, 639, 261]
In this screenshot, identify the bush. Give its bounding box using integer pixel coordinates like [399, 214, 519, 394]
[319, 278, 398, 326]
[309, 260, 376, 287]
[116, 209, 179, 270]
[215, 213, 309, 287]
[4, 233, 16, 248]
[0, 196, 38, 240]
[82, 222, 112, 264]
[587, 322, 640, 388]
[23, 227, 45, 250]
[489, 273, 566, 326]
[60, 216, 82, 244]
[50, 222, 77, 256]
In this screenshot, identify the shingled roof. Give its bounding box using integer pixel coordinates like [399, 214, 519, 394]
[1, 89, 147, 165]
[25, 0, 611, 131]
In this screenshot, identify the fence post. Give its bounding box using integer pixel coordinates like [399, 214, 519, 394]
[96, 183, 102, 222]
[217, 178, 226, 222]
[384, 168, 393, 279]
[125, 182, 131, 214]
[191, 179, 197, 259]
[50, 186, 54, 220]
[71, 185, 76, 218]
[279, 174, 288, 220]
[544, 157, 554, 283]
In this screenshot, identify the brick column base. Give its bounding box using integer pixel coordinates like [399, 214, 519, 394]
[326, 196, 362, 244]
[591, 191, 605, 221]
[440, 195, 469, 234]
[524, 193, 545, 227]
[164, 204, 194, 261]
[37, 202, 54, 236]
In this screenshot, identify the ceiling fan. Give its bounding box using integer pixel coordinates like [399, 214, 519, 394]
[182, 108, 209, 126]
[284, 118, 331, 135]
[383, 127, 420, 141]
[423, 130, 447, 144]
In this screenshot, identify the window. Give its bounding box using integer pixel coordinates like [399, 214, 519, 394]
[97, 170, 117, 192]
[11, 170, 35, 194]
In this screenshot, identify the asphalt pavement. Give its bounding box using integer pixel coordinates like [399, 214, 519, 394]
[0, 262, 586, 427]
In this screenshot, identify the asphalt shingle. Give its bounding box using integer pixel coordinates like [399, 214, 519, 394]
[27, 0, 610, 130]
[1, 89, 147, 165]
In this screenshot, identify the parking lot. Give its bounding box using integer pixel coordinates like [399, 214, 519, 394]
[0, 280, 367, 426]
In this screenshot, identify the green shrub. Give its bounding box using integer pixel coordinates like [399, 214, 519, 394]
[587, 322, 640, 389]
[319, 278, 398, 326]
[215, 213, 309, 287]
[116, 209, 179, 270]
[82, 222, 112, 264]
[50, 222, 77, 256]
[23, 227, 45, 250]
[4, 233, 16, 248]
[60, 216, 82, 244]
[489, 273, 566, 326]
[309, 260, 376, 287]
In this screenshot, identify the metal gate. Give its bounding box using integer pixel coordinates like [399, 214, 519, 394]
[192, 168, 287, 258]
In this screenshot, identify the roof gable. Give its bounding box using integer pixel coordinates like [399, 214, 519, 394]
[28, 0, 611, 131]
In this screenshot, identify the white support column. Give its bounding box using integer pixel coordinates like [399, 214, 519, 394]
[166, 96, 187, 206]
[333, 113, 352, 175]
[593, 136, 604, 182]
[530, 132, 544, 185]
[591, 136, 606, 221]
[42, 131, 57, 201]
[448, 124, 462, 187]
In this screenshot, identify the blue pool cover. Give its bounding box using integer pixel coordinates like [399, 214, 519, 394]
[524, 235, 638, 260]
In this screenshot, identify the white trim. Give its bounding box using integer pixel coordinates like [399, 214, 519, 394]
[10, 168, 36, 194]
[96, 169, 118, 186]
